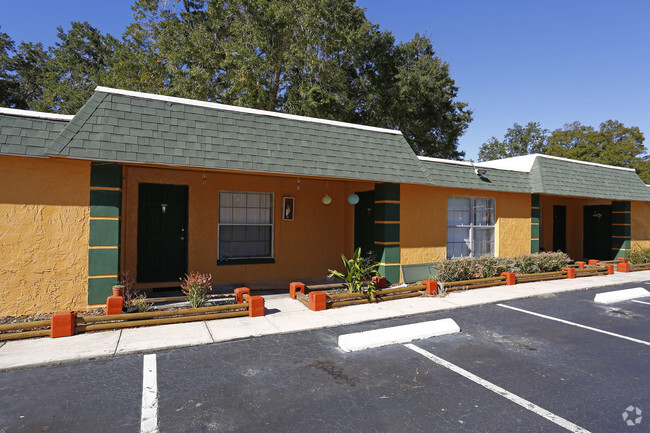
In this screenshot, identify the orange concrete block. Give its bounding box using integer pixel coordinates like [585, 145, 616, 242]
[247, 296, 265, 317]
[372, 276, 388, 289]
[575, 261, 586, 270]
[422, 280, 438, 295]
[235, 287, 251, 304]
[605, 264, 615, 275]
[106, 295, 123, 315]
[563, 267, 576, 279]
[309, 291, 327, 311]
[50, 311, 77, 338]
[588, 260, 600, 266]
[289, 282, 305, 299]
[617, 262, 630, 273]
[501, 272, 516, 285]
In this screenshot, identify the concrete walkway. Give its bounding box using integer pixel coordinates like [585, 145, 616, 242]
[1, 270, 649, 371]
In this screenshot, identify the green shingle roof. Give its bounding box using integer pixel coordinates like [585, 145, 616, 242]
[419, 157, 531, 193]
[0, 108, 71, 157]
[529, 156, 650, 201]
[46, 87, 428, 185]
[422, 153, 650, 201]
[10, 87, 645, 202]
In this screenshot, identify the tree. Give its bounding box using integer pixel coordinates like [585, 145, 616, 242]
[0, 23, 119, 114]
[34, 22, 119, 114]
[106, 0, 472, 158]
[1, 1, 472, 158]
[478, 120, 650, 183]
[547, 120, 649, 182]
[478, 122, 548, 161]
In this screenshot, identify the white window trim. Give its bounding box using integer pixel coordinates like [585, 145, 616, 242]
[447, 196, 496, 259]
[217, 190, 274, 260]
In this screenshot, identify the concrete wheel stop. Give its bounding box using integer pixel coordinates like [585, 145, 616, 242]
[338, 318, 460, 352]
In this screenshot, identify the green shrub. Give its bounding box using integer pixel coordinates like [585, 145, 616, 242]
[180, 272, 213, 308]
[132, 293, 152, 312]
[328, 248, 379, 297]
[628, 247, 650, 264]
[435, 252, 570, 282]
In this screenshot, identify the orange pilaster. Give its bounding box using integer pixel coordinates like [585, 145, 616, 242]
[50, 311, 77, 338]
[309, 291, 327, 311]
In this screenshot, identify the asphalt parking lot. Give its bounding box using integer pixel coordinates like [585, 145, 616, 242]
[1, 283, 648, 432]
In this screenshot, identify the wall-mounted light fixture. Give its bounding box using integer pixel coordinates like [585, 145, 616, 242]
[347, 193, 360, 205]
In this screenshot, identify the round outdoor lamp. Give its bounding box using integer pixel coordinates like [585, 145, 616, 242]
[347, 193, 360, 205]
[322, 194, 332, 205]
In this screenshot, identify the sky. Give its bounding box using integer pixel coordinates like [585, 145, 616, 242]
[2, 0, 649, 160]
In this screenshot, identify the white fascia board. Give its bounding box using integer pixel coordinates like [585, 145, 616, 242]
[417, 156, 474, 166]
[0, 107, 74, 121]
[94, 86, 403, 136]
[479, 153, 636, 173]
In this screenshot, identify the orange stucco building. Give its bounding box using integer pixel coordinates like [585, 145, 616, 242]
[2, 87, 650, 315]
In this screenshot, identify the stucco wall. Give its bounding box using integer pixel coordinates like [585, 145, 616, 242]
[538, 195, 610, 260]
[0, 155, 90, 315]
[631, 201, 650, 250]
[400, 184, 530, 264]
[122, 165, 371, 286]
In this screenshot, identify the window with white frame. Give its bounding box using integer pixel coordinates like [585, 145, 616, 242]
[447, 196, 495, 258]
[218, 191, 273, 260]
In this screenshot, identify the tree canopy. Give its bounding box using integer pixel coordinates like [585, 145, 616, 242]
[0, 0, 473, 159]
[478, 120, 650, 183]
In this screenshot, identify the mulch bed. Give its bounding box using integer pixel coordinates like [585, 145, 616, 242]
[0, 308, 106, 327]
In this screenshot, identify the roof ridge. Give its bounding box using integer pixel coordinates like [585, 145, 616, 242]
[45, 93, 108, 155]
[0, 107, 73, 121]
[94, 86, 404, 136]
[529, 153, 636, 172]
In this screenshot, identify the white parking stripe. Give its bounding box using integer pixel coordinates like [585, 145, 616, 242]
[405, 344, 591, 432]
[497, 304, 650, 346]
[141, 354, 159, 433]
[632, 299, 650, 306]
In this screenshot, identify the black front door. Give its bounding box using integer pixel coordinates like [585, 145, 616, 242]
[137, 183, 188, 282]
[553, 205, 566, 252]
[583, 205, 612, 260]
[354, 190, 375, 257]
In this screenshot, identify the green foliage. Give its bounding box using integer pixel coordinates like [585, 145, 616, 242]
[180, 271, 213, 308]
[1, 1, 472, 159]
[478, 122, 548, 161]
[131, 293, 153, 312]
[435, 252, 570, 282]
[477, 120, 649, 183]
[546, 120, 649, 183]
[328, 248, 379, 297]
[628, 247, 650, 264]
